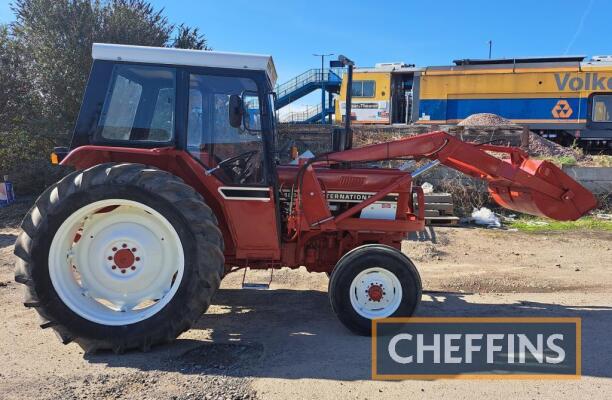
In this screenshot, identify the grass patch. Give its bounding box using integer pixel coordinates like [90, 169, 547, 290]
[509, 215, 612, 232]
[534, 155, 577, 166]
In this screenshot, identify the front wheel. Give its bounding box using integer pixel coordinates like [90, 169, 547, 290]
[328, 244, 422, 335]
[14, 163, 224, 352]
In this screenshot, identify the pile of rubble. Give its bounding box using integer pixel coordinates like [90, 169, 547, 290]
[457, 113, 513, 126]
[527, 131, 580, 159]
[458, 113, 581, 160]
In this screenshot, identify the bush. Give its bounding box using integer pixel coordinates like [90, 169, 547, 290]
[436, 176, 493, 216]
[0, 131, 70, 195]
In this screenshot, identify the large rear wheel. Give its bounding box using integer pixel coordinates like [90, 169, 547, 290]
[14, 163, 224, 352]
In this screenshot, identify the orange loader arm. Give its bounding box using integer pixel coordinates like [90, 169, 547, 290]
[323, 131, 597, 221]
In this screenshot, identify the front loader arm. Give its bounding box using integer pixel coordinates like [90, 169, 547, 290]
[322, 131, 597, 221]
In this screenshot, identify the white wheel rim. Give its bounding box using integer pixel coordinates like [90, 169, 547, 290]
[49, 199, 184, 326]
[349, 267, 403, 319]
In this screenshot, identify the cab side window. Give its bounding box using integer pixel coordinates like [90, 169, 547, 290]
[186, 74, 265, 185]
[98, 65, 176, 142]
[592, 94, 612, 122]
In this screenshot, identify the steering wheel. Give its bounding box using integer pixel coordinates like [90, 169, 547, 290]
[217, 150, 259, 183]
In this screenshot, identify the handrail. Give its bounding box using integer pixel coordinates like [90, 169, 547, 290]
[280, 103, 335, 123]
[275, 68, 343, 99]
[281, 104, 322, 123]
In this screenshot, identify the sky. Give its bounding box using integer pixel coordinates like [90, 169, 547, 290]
[1, 0, 608, 111]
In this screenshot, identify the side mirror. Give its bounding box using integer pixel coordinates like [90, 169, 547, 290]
[242, 91, 262, 132]
[228, 94, 243, 128]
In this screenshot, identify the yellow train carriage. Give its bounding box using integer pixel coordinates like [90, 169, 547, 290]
[335, 56, 612, 145]
[334, 64, 418, 124]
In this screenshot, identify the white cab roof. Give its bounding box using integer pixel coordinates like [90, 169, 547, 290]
[92, 43, 277, 85]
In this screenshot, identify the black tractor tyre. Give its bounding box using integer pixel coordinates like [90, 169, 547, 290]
[328, 244, 422, 336]
[14, 163, 225, 353]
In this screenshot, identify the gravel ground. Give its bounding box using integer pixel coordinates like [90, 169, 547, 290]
[1, 209, 611, 399]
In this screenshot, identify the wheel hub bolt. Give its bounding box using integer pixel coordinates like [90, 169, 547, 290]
[367, 284, 384, 302]
[109, 244, 141, 275]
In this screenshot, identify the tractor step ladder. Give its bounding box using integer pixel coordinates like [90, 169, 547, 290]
[241, 267, 274, 290]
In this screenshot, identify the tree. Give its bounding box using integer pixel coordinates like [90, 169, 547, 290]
[9, 0, 207, 135]
[11, 0, 104, 134]
[99, 0, 172, 46]
[172, 24, 210, 50]
[0, 0, 209, 194]
[0, 24, 36, 132]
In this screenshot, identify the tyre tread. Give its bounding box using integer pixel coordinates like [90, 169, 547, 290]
[13, 163, 224, 352]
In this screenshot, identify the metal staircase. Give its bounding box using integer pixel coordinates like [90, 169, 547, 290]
[281, 103, 336, 124]
[274, 68, 343, 110]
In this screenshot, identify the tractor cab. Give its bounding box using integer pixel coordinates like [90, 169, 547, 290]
[71, 43, 279, 188]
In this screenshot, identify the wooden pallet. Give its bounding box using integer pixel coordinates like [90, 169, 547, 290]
[424, 202, 454, 212]
[423, 193, 453, 203]
[425, 216, 460, 225]
[417, 192, 457, 223]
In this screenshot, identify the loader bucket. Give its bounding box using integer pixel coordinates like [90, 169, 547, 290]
[487, 159, 598, 221]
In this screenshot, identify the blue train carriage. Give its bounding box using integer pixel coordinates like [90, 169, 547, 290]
[412, 56, 612, 149]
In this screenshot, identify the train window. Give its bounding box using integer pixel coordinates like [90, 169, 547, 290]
[592, 95, 612, 122]
[351, 80, 376, 97]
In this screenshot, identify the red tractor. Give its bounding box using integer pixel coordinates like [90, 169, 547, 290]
[14, 44, 597, 353]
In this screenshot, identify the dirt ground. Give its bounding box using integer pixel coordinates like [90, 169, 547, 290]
[1, 218, 611, 399]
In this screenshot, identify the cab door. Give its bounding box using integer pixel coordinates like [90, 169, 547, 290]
[184, 71, 280, 260]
